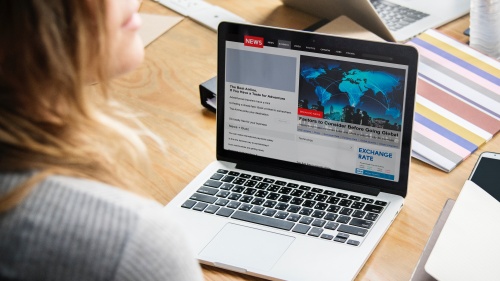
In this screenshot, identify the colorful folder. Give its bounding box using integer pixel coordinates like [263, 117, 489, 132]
[407, 29, 500, 172]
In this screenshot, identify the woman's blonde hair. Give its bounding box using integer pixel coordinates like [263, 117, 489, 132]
[0, 1, 159, 211]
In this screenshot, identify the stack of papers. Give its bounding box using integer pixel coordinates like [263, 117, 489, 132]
[407, 29, 500, 172]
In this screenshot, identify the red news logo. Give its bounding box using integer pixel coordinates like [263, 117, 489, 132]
[244, 36, 264, 48]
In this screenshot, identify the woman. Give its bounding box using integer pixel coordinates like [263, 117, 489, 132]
[0, 1, 204, 280]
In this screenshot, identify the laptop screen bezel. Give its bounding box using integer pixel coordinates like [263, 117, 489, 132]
[216, 22, 418, 198]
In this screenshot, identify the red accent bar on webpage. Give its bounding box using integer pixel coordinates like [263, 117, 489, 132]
[244, 36, 264, 48]
[298, 108, 323, 118]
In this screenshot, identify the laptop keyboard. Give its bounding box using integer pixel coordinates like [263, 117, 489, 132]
[181, 169, 388, 246]
[370, 0, 429, 31]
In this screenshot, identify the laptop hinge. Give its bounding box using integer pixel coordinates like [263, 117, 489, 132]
[236, 162, 380, 197]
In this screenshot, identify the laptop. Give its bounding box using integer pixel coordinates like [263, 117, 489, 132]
[281, 0, 470, 42]
[164, 22, 418, 280]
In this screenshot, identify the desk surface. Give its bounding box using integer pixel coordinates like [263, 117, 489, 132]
[112, 1, 499, 280]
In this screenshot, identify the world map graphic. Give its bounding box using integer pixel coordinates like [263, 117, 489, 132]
[298, 56, 407, 127]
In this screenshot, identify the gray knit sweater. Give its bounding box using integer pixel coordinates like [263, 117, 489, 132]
[0, 172, 204, 281]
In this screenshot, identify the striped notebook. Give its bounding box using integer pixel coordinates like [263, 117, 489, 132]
[407, 29, 500, 172]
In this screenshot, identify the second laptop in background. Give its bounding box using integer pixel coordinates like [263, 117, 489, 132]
[282, 0, 470, 42]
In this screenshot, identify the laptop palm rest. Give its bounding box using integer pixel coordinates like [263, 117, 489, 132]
[199, 223, 295, 271]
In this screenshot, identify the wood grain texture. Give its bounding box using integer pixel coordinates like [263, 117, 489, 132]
[110, 1, 498, 280]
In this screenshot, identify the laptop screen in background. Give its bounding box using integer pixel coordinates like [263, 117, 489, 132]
[223, 34, 410, 183]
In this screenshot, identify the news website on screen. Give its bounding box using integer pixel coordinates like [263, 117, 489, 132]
[223, 34, 409, 182]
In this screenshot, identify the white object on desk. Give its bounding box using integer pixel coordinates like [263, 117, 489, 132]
[155, 0, 246, 31]
[155, 0, 212, 16]
[189, 5, 246, 31]
[425, 180, 500, 281]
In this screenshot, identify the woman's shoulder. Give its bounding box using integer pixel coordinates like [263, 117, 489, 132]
[0, 172, 202, 281]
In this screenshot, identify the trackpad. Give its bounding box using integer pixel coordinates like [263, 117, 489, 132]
[199, 223, 295, 271]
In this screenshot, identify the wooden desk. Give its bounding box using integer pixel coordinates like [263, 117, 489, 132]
[112, 1, 499, 280]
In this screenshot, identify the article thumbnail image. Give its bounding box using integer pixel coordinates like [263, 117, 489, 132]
[298, 55, 406, 131]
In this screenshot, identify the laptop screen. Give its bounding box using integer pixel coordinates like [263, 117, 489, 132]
[217, 23, 418, 196]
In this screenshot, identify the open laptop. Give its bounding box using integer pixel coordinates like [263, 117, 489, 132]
[281, 0, 470, 42]
[164, 22, 418, 280]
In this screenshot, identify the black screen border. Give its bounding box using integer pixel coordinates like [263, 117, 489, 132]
[216, 22, 419, 198]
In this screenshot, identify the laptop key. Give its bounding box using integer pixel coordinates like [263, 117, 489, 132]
[267, 192, 280, 200]
[263, 200, 277, 208]
[299, 216, 314, 225]
[243, 187, 257, 195]
[324, 213, 339, 221]
[326, 205, 340, 213]
[290, 189, 304, 197]
[275, 202, 289, 210]
[210, 173, 224, 180]
[239, 203, 253, 211]
[298, 185, 311, 191]
[363, 204, 384, 213]
[226, 201, 241, 209]
[232, 211, 295, 231]
[290, 197, 304, 205]
[262, 209, 277, 217]
[216, 190, 230, 198]
[250, 206, 265, 214]
[203, 180, 222, 188]
[340, 207, 353, 216]
[324, 221, 339, 230]
[239, 195, 253, 203]
[338, 199, 353, 207]
[292, 224, 311, 234]
[190, 193, 217, 204]
[350, 218, 374, 229]
[278, 195, 292, 203]
[275, 211, 289, 219]
[321, 233, 334, 240]
[263, 178, 275, 183]
[338, 224, 368, 237]
[197, 186, 218, 195]
[337, 216, 351, 224]
[362, 198, 374, 204]
[314, 202, 328, 210]
[227, 193, 241, 200]
[287, 213, 301, 222]
[204, 205, 220, 214]
[231, 185, 245, 193]
[251, 198, 265, 206]
[365, 212, 379, 221]
[215, 199, 229, 206]
[193, 202, 208, 211]
[302, 200, 316, 208]
[216, 208, 234, 217]
[311, 210, 326, 218]
[347, 240, 360, 246]
[254, 190, 269, 198]
[267, 185, 281, 192]
[287, 205, 301, 213]
[220, 183, 234, 190]
[221, 175, 235, 183]
[311, 219, 326, 227]
[336, 193, 348, 198]
[351, 202, 365, 209]
[352, 210, 367, 218]
[181, 199, 196, 209]
[308, 227, 323, 237]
